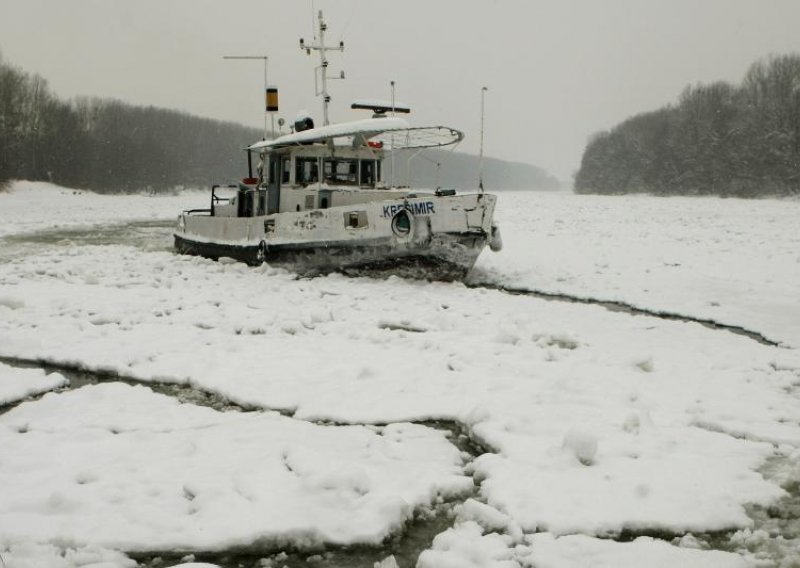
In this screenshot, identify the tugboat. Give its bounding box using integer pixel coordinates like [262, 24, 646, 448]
[174, 11, 501, 281]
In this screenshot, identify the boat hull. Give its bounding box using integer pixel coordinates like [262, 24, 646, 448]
[174, 193, 497, 281]
[174, 231, 487, 281]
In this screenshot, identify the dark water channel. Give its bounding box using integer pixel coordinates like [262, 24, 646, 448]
[0, 219, 175, 262]
[132, 503, 458, 568]
[468, 282, 783, 347]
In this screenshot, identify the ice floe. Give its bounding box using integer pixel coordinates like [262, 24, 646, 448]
[0, 362, 67, 406]
[0, 383, 470, 551]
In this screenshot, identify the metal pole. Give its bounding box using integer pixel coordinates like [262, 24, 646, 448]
[224, 55, 270, 140]
[267, 54, 274, 138]
[479, 86, 488, 192]
[300, 10, 343, 127]
[318, 11, 330, 125]
[390, 80, 396, 188]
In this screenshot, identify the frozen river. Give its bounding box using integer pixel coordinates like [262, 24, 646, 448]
[1, 182, 799, 568]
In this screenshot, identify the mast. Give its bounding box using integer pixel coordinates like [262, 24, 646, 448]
[479, 86, 488, 192]
[299, 11, 345, 126]
[223, 55, 272, 140]
[390, 80, 396, 188]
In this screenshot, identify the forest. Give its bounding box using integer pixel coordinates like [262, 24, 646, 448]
[384, 149, 560, 191]
[575, 54, 800, 197]
[0, 54, 262, 193]
[0, 54, 558, 193]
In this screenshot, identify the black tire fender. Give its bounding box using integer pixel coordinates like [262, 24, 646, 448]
[257, 240, 268, 263]
[391, 206, 414, 239]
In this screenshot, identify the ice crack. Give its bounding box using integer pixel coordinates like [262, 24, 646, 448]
[469, 282, 783, 347]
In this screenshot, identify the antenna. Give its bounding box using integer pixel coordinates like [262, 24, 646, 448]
[390, 80, 396, 188]
[299, 10, 345, 126]
[224, 55, 277, 140]
[479, 86, 488, 192]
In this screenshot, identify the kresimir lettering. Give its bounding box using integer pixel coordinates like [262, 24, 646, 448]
[381, 201, 436, 217]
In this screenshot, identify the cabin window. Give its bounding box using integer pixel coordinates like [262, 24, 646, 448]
[268, 157, 280, 185]
[295, 158, 319, 186]
[258, 191, 266, 215]
[345, 211, 368, 229]
[360, 160, 376, 186]
[281, 158, 291, 184]
[323, 158, 358, 185]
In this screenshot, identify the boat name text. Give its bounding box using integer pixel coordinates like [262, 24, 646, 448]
[382, 202, 435, 218]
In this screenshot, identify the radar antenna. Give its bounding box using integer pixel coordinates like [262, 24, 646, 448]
[299, 11, 345, 126]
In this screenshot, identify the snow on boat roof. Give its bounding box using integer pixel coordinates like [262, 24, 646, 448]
[248, 117, 463, 151]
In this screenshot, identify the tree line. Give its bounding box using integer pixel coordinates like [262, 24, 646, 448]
[575, 54, 800, 197]
[1, 53, 560, 193]
[385, 149, 561, 191]
[0, 53, 261, 193]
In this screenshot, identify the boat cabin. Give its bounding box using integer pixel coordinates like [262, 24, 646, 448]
[206, 114, 462, 220]
[211, 141, 408, 219]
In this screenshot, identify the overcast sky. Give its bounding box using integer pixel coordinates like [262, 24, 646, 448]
[3, 0, 800, 181]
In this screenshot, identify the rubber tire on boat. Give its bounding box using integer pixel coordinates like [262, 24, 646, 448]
[391, 208, 413, 238]
[257, 241, 268, 264]
[489, 224, 503, 252]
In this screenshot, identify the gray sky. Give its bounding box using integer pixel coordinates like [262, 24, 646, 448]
[2, 0, 800, 181]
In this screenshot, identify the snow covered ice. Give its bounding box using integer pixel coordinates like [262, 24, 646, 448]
[0, 362, 67, 406]
[1, 182, 800, 567]
[476, 191, 800, 348]
[0, 383, 470, 550]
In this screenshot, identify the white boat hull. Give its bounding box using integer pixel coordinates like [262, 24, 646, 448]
[175, 193, 498, 280]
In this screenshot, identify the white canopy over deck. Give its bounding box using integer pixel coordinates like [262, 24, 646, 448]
[248, 118, 464, 152]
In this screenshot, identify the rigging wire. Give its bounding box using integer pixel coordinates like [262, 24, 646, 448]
[311, 0, 317, 40]
[338, 0, 361, 43]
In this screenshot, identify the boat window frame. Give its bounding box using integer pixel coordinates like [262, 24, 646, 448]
[345, 210, 368, 229]
[323, 158, 359, 186]
[281, 157, 291, 185]
[267, 155, 281, 186]
[296, 157, 320, 187]
[359, 159, 377, 187]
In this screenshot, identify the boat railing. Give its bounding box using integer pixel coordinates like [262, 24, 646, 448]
[212, 184, 239, 203]
[209, 183, 240, 216]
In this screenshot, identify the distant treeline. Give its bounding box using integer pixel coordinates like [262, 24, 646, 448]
[385, 149, 561, 191]
[575, 54, 800, 197]
[0, 54, 558, 193]
[0, 54, 261, 193]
